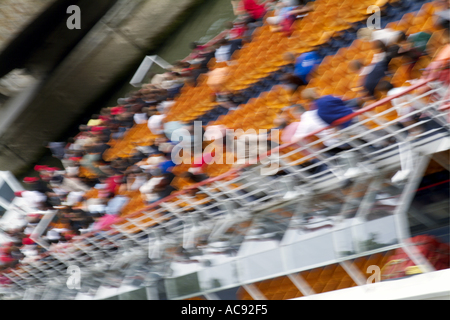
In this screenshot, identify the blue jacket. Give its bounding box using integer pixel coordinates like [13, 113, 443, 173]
[160, 160, 176, 175]
[315, 95, 353, 128]
[294, 51, 321, 84]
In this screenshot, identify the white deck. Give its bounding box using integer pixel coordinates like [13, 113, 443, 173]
[293, 268, 450, 300]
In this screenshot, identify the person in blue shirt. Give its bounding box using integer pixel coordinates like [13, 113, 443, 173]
[159, 159, 176, 175]
[294, 51, 321, 84]
[301, 88, 354, 128]
[46, 142, 66, 160]
[301, 88, 390, 148]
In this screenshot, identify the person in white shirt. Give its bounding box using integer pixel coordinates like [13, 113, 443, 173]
[214, 38, 242, 63]
[290, 104, 341, 147]
[215, 43, 233, 63]
[376, 81, 426, 136]
[19, 191, 47, 210]
[151, 73, 170, 86]
[133, 111, 148, 125]
[157, 100, 175, 114]
[61, 174, 90, 193]
[128, 172, 148, 191]
[267, 0, 297, 27]
[355, 29, 407, 80]
[148, 114, 165, 135]
[139, 169, 166, 203]
[357, 27, 404, 47]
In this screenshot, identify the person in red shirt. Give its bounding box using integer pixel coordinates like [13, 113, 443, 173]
[243, 0, 267, 21]
[233, 0, 271, 22]
[104, 174, 123, 195]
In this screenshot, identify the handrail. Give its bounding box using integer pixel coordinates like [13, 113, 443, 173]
[31, 78, 439, 246]
[0, 29, 234, 272]
[2, 76, 445, 281]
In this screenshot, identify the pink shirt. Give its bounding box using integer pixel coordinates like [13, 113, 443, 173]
[192, 152, 215, 171]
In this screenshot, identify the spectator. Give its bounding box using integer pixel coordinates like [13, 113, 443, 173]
[225, 20, 247, 40]
[86, 115, 103, 127]
[45, 142, 66, 160]
[293, 51, 321, 85]
[289, 104, 341, 147]
[280, 73, 304, 93]
[157, 100, 175, 114]
[67, 209, 93, 236]
[215, 38, 243, 63]
[197, 43, 219, 70]
[15, 190, 47, 210]
[352, 40, 388, 86]
[80, 145, 107, 178]
[125, 167, 148, 192]
[375, 81, 425, 136]
[182, 151, 215, 183]
[23, 176, 52, 195]
[207, 66, 230, 96]
[139, 168, 166, 203]
[302, 88, 394, 148]
[133, 105, 149, 125]
[267, 0, 297, 28]
[148, 111, 166, 136]
[301, 88, 354, 128]
[405, 31, 431, 60]
[416, 17, 449, 96]
[105, 195, 129, 216]
[232, 0, 268, 23]
[357, 27, 404, 47]
[350, 44, 400, 97]
[60, 172, 90, 193]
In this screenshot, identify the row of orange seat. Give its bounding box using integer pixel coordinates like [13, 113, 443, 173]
[103, 123, 158, 162]
[91, 0, 448, 226]
[235, 250, 396, 300]
[223, 0, 381, 92]
[165, 75, 217, 123]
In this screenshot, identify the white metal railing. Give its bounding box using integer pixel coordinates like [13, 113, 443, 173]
[1, 78, 449, 300]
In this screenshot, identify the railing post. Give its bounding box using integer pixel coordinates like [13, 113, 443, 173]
[288, 274, 315, 296]
[243, 284, 267, 300]
[394, 154, 435, 274]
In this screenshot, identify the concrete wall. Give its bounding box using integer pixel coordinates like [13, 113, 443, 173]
[0, 0, 55, 52]
[0, 0, 204, 175]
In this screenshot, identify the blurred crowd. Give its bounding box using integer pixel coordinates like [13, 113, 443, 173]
[1, 0, 449, 275]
